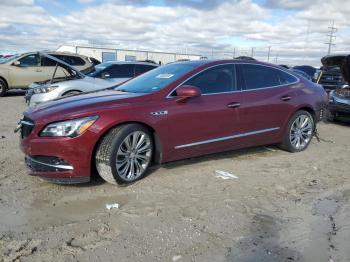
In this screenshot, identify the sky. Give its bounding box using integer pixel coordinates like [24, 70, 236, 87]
[0, 0, 349, 66]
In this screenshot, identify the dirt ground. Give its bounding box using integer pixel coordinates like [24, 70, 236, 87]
[1, 92, 350, 262]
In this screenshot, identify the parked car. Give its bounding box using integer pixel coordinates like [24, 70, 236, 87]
[291, 69, 312, 81]
[328, 86, 350, 122]
[316, 54, 348, 91]
[0, 52, 98, 96]
[293, 65, 317, 81]
[17, 60, 328, 185]
[26, 54, 158, 107]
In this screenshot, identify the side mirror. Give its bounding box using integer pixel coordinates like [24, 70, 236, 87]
[175, 85, 201, 103]
[102, 72, 110, 79]
[12, 61, 21, 66]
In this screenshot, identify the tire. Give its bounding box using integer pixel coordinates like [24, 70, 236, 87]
[280, 110, 315, 153]
[0, 78, 7, 97]
[95, 124, 154, 185]
[62, 90, 81, 97]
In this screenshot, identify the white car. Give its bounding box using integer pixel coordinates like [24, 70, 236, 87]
[26, 54, 158, 107]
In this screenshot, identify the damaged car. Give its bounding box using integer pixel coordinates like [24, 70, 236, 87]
[328, 87, 350, 121]
[316, 54, 348, 91]
[26, 53, 158, 107]
[18, 59, 328, 185]
[0, 52, 97, 97]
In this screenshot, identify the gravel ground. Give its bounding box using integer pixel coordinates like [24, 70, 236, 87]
[0, 93, 350, 262]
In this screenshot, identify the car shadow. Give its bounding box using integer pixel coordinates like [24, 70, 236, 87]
[70, 145, 281, 188]
[3, 90, 26, 97]
[155, 145, 281, 171]
[322, 119, 350, 127]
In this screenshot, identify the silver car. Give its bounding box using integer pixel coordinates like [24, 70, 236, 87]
[27, 54, 158, 107]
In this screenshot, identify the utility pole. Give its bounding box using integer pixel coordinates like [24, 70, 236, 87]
[233, 48, 236, 59]
[251, 47, 254, 58]
[275, 53, 278, 64]
[267, 46, 271, 62]
[325, 20, 337, 55]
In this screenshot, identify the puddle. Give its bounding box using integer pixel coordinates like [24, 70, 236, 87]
[26, 194, 132, 228]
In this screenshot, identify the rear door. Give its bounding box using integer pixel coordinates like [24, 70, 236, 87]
[237, 63, 299, 144]
[164, 64, 246, 160]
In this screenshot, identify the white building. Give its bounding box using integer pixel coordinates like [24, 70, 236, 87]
[57, 45, 203, 64]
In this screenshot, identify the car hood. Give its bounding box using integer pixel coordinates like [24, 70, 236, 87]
[25, 90, 149, 122]
[321, 55, 347, 68]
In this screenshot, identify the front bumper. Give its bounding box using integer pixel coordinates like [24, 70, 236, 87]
[329, 102, 350, 120]
[20, 129, 98, 184]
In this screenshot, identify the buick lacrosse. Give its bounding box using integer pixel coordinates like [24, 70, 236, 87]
[18, 60, 328, 184]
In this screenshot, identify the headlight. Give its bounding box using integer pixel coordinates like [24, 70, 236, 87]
[40, 116, 98, 137]
[34, 85, 59, 94]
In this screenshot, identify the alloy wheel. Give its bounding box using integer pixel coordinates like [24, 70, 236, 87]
[289, 114, 313, 150]
[116, 131, 152, 181]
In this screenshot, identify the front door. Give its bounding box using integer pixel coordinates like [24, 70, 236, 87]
[164, 64, 245, 161]
[9, 54, 49, 88]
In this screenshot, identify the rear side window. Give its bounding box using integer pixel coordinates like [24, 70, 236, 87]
[41, 57, 57, 66]
[241, 64, 297, 90]
[106, 64, 135, 78]
[51, 55, 86, 66]
[185, 65, 236, 94]
[135, 65, 157, 76]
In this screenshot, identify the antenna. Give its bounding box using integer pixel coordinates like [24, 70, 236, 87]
[325, 20, 337, 55]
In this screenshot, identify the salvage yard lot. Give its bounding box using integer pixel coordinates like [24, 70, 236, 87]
[1, 93, 350, 261]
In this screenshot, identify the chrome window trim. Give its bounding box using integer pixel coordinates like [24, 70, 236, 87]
[174, 127, 280, 149]
[166, 62, 300, 98]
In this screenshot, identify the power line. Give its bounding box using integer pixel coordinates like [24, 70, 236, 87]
[325, 20, 337, 55]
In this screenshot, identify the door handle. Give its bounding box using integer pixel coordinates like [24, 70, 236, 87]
[281, 95, 292, 101]
[227, 102, 241, 108]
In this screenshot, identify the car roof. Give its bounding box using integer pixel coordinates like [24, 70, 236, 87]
[171, 59, 280, 68]
[100, 61, 159, 66]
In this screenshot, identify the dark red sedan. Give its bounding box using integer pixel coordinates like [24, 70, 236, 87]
[18, 60, 328, 184]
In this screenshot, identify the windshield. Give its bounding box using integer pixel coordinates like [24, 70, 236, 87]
[114, 63, 197, 93]
[87, 62, 111, 77]
[0, 54, 21, 64]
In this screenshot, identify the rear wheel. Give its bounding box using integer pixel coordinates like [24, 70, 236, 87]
[280, 110, 315, 152]
[0, 79, 7, 97]
[95, 124, 153, 185]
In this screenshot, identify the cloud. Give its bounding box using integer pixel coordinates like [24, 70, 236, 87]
[0, 0, 349, 66]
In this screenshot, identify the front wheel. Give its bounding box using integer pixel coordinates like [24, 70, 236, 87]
[95, 124, 154, 185]
[0, 79, 7, 97]
[280, 110, 315, 152]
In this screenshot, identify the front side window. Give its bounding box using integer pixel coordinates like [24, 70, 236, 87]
[18, 54, 40, 67]
[241, 64, 298, 90]
[185, 65, 236, 94]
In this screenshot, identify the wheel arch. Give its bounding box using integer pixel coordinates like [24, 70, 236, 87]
[0, 76, 9, 88]
[62, 89, 83, 96]
[91, 121, 163, 176]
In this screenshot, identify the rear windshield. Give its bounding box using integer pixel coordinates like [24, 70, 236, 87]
[115, 63, 197, 94]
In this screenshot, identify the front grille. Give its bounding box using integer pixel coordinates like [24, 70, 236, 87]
[318, 71, 345, 90]
[20, 116, 35, 139]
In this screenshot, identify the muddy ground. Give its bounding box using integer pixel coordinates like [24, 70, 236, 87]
[0, 92, 350, 262]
